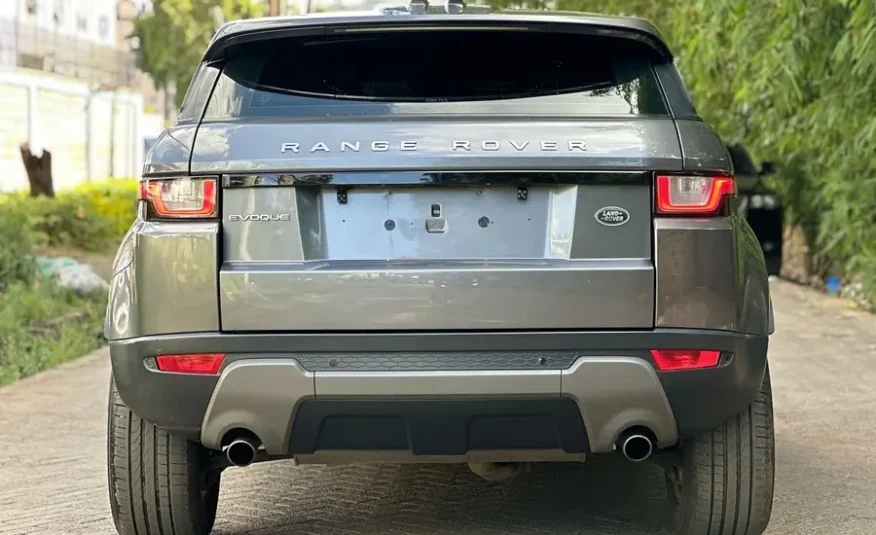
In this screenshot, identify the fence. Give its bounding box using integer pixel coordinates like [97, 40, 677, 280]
[0, 69, 147, 193]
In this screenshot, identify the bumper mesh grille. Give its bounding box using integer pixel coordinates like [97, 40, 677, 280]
[294, 351, 579, 372]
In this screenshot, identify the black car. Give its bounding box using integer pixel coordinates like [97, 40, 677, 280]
[728, 144, 782, 276]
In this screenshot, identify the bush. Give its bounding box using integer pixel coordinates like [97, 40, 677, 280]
[72, 180, 141, 240]
[3, 178, 139, 253]
[0, 202, 37, 289]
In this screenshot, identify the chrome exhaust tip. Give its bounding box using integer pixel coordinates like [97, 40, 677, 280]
[226, 438, 258, 467]
[618, 432, 654, 462]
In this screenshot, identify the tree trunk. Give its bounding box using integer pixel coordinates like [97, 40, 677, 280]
[19, 142, 54, 197]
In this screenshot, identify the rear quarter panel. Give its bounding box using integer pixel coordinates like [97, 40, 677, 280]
[105, 220, 220, 340]
[654, 211, 771, 336]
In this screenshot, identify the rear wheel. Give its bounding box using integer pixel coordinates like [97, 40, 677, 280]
[107, 378, 221, 535]
[666, 366, 775, 535]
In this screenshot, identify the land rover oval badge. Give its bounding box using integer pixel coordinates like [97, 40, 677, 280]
[595, 206, 630, 227]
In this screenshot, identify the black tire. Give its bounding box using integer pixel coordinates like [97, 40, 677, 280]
[107, 377, 221, 535]
[667, 366, 775, 535]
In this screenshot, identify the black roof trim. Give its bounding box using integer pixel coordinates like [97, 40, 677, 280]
[203, 13, 673, 62]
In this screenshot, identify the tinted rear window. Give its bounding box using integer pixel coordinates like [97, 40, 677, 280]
[204, 29, 669, 119]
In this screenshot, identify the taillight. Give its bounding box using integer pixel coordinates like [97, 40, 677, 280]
[655, 175, 735, 215]
[154, 353, 226, 375]
[139, 177, 218, 219]
[650, 349, 721, 371]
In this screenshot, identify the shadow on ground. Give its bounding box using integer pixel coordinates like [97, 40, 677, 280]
[215, 456, 674, 535]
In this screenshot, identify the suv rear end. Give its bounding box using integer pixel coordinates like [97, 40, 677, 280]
[106, 11, 775, 535]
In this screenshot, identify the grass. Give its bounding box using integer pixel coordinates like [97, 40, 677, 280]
[0, 178, 134, 387]
[0, 280, 107, 387]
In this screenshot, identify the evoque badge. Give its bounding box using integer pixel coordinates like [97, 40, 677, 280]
[228, 214, 292, 222]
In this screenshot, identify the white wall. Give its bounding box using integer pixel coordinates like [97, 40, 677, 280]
[0, 69, 145, 193]
[141, 111, 165, 139]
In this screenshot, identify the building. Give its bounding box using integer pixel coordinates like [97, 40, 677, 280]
[0, 1, 128, 82]
[0, 0, 119, 47]
[0, 0, 164, 192]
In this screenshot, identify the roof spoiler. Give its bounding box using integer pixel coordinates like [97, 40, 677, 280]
[204, 10, 672, 63]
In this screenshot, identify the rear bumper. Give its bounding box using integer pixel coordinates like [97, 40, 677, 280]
[109, 329, 768, 458]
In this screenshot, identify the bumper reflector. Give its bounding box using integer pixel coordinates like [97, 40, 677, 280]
[649, 349, 721, 371]
[154, 353, 226, 375]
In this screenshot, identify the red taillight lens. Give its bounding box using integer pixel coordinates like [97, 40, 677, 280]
[140, 177, 217, 218]
[154, 353, 226, 375]
[650, 349, 721, 371]
[655, 175, 735, 215]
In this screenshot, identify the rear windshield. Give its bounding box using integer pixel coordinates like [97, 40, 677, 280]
[203, 29, 669, 119]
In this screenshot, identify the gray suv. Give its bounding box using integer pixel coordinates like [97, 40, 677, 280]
[106, 8, 775, 535]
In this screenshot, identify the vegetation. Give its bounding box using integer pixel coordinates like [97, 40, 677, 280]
[0, 179, 138, 386]
[2, 179, 139, 253]
[0, 203, 36, 291]
[491, 0, 876, 306]
[131, 0, 264, 108]
[0, 282, 106, 386]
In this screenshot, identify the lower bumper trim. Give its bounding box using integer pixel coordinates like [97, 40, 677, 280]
[290, 398, 588, 455]
[199, 356, 677, 455]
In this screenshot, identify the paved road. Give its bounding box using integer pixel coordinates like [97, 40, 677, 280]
[1, 280, 875, 535]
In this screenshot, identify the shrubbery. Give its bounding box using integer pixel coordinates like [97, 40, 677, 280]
[0, 203, 36, 290]
[0, 178, 137, 386]
[1, 179, 138, 253]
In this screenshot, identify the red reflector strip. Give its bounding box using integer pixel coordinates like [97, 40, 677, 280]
[154, 353, 226, 375]
[649, 349, 721, 371]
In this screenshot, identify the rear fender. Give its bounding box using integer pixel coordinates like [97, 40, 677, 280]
[654, 214, 770, 336]
[105, 220, 220, 341]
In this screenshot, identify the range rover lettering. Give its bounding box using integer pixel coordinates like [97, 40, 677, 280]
[106, 5, 776, 535]
[279, 140, 589, 153]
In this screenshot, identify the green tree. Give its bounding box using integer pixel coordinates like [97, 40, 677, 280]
[131, 0, 263, 109]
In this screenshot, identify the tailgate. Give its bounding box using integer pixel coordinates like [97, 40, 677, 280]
[194, 22, 683, 331]
[219, 176, 656, 331]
